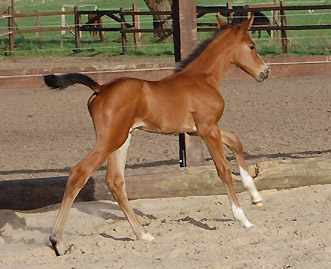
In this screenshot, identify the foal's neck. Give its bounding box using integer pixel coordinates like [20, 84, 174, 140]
[182, 30, 235, 87]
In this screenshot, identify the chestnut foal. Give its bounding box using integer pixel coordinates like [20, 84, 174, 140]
[44, 17, 269, 256]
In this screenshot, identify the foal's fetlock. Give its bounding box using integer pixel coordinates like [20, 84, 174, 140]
[49, 236, 66, 256]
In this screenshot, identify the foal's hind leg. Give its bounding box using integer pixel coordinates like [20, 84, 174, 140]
[49, 141, 116, 255]
[49, 139, 119, 256]
[200, 125, 253, 228]
[105, 133, 154, 241]
[220, 128, 262, 205]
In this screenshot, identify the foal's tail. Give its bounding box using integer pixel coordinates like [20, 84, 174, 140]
[44, 73, 101, 93]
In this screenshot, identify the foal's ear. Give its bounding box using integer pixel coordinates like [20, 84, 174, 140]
[240, 16, 254, 32]
[216, 12, 227, 29]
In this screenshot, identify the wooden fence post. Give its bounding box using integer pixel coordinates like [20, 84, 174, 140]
[35, 10, 42, 50]
[61, 6, 66, 38]
[280, 1, 288, 54]
[271, 0, 279, 39]
[35, 10, 40, 38]
[74, 6, 81, 52]
[97, 12, 105, 41]
[132, 3, 141, 50]
[227, 2, 233, 23]
[8, 0, 15, 55]
[173, 0, 203, 167]
[120, 7, 128, 55]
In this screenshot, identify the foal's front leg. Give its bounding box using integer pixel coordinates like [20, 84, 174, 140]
[188, 128, 262, 205]
[105, 134, 154, 241]
[200, 125, 253, 228]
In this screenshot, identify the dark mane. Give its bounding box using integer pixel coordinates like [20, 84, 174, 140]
[175, 27, 231, 72]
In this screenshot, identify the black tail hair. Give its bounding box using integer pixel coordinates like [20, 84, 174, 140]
[44, 73, 100, 92]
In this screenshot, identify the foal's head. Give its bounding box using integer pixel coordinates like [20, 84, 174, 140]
[218, 15, 270, 82]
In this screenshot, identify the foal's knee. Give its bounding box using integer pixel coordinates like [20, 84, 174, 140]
[200, 125, 221, 142]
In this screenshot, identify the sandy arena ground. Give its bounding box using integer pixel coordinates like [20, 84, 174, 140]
[0, 57, 330, 268]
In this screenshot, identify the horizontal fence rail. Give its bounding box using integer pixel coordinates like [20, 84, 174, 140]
[13, 10, 74, 18]
[196, 4, 331, 13]
[198, 24, 331, 32]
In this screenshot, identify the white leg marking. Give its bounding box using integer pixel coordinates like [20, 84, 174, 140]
[231, 203, 254, 228]
[116, 134, 131, 171]
[141, 232, 155, 241]
[239, 166, 262, 203]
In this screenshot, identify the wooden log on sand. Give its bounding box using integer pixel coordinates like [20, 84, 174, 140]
[0, 158, 330, 210]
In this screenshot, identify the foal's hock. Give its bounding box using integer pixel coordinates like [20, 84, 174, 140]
[44, 16, 269, 256]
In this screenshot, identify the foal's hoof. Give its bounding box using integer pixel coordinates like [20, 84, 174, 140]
[243, 220, 254, 228]
[253, 201, 263, 207]
[141, 232, 155, 242]
[49, 237, 66, 256]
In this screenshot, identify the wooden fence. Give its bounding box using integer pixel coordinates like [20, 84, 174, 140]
[0, 2, 172, 55]
[75, 6, 172, 54]
[1, 2, 331, 55]
[196, 2, 331, 54]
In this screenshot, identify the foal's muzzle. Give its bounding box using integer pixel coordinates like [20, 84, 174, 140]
[257, 67, 270, 82]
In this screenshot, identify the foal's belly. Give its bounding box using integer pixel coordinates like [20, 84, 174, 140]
[131, 116, 197, 135]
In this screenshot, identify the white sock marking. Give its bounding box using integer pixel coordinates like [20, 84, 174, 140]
[239, 166, 262, 203]
[231, 203, 254, 228]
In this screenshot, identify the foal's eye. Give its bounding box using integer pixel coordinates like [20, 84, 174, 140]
[249, 45, 255, 50]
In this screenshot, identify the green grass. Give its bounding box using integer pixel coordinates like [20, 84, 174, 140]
[0, 0, 330, 57]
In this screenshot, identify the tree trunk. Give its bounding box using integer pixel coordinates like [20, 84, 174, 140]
[1, 0, 11, 14]
[144, 0, 173, 40]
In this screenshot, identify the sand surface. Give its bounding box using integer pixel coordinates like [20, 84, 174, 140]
[0, 185, 330, 268]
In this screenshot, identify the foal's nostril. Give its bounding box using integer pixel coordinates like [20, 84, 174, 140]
[260, 67, 270, 81]
[259, 72, 266, 81]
